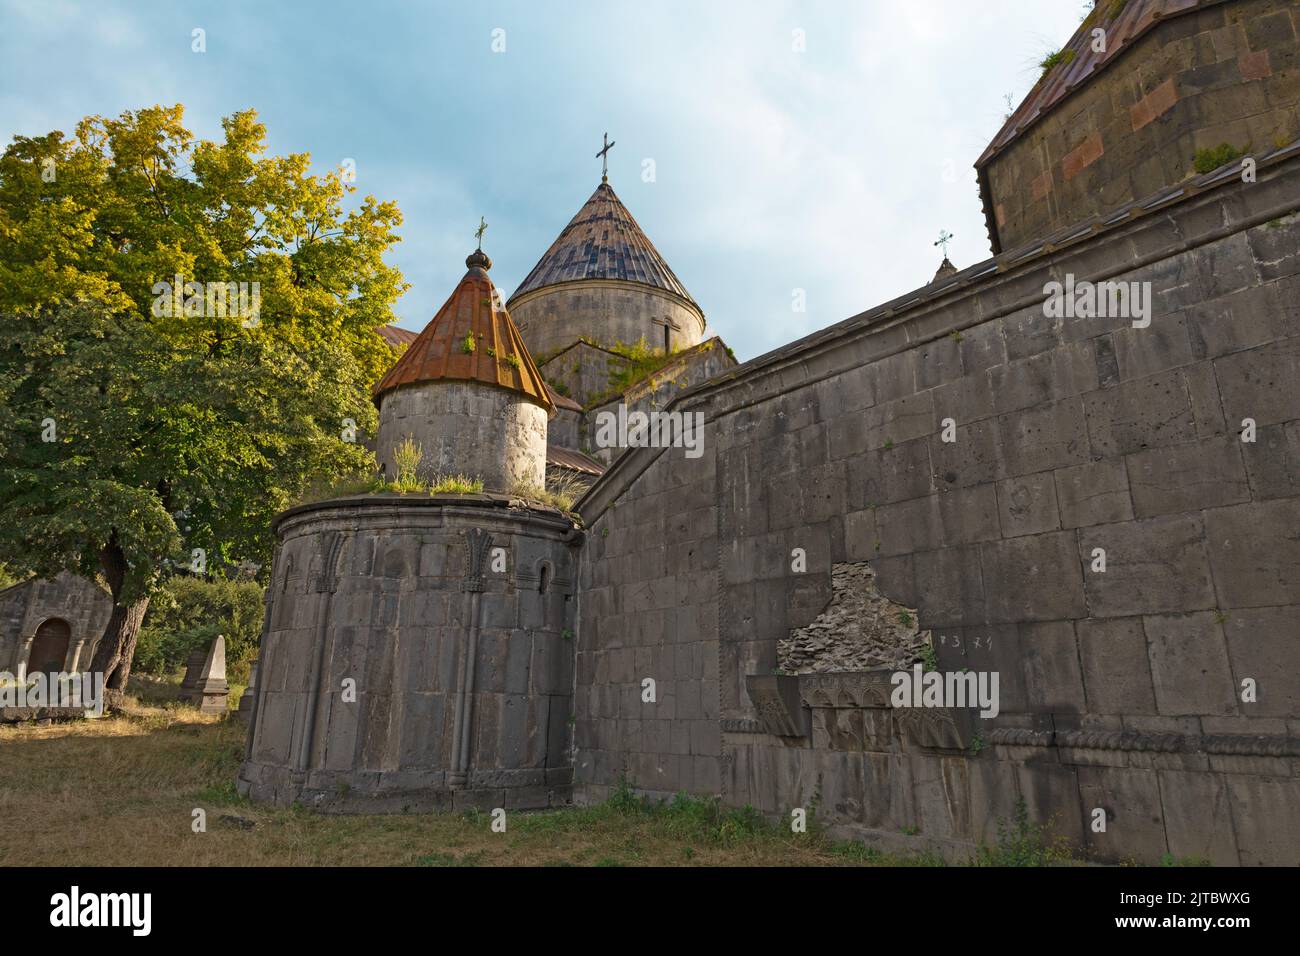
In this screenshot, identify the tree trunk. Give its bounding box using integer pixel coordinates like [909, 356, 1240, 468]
[88, 539, 151, 710]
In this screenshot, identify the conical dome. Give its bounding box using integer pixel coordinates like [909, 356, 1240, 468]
[509, 183, 696, 307]
[507, 183, 706, 362]
[375, 251, 552, 411]
[373, 250, 551, 493]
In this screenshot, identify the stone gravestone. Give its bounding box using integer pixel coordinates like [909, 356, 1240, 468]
[181, 635, 229, 715]
[237, 659, 258, 720]
[180, 647, 208, 694]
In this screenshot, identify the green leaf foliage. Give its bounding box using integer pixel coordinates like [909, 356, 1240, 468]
[0, 105, 408, 603]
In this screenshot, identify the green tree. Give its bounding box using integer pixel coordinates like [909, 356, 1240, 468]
[0, 105, 406, 704]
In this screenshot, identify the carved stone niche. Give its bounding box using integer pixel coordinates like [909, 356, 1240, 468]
[744, 675, 809, 739]
[894, 704, 977, 752]
[798, 670, 896, 752]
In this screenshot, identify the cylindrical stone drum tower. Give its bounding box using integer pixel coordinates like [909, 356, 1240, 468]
[238, 248, 579, 812]
[374, 248, 551, 492]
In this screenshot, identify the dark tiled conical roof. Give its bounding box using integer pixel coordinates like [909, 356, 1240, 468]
[374, 250, 552, 411]
[509, 182, 697, 306]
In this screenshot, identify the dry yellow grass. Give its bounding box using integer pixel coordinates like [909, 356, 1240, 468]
[0, 701, 945, 867]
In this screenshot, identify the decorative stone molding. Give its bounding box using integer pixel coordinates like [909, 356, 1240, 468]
[308, 532, 344, 594]
[799, 670, 895, 710]
[986, 727, 1300, 758]
[895, 705, 975, 751]
[462, 528, 493, 593]
[986, 728, 1054, 747]
[744, 674, 809, 738]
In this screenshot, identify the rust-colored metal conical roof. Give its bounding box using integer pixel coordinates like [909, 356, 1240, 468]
[508, 182, 697, 306]
[373, 250, 552, 411]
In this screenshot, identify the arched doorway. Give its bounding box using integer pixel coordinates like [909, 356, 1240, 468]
[28, 619, 71, 677]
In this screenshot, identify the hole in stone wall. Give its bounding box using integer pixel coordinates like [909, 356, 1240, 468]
[538, 561, 553, 594]
[778, 561, 929, 673]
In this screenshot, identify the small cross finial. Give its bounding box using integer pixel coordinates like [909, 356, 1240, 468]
[474, 216, 488, 251]
[934, 230, 954, 258]
[596, 132, 616, 183]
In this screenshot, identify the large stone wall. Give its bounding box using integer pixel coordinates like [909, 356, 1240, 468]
[376, 381, 548, 493]
[583, 338, 737, 467]
[239, 496, 578, 811]
[982, 0, 1300, 253]
[574, 444, 721, 802]
[511, 280, 705, 364]
[574, 151, 1300, 863]
[539, 342, 634, 409]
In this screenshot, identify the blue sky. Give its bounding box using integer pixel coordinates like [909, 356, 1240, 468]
[0, 0, 1088, 361]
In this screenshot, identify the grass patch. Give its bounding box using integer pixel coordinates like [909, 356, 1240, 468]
[0, 719, 967, 867]
[972, 799, 1076, 866]
[428, 474, 484, 494]
[293, 465, 483, 506]
[1194, 143, 1246, 174]
[1039, 47, 1076, 77]
[586, 337, 682, 408]
[510, 471, 590, 512]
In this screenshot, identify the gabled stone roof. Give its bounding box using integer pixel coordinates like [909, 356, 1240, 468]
[546, 445, 605, 476]
[977, 0, 1227, 167]
[373, 250, 552, 411]
[509, 182, 698, 306]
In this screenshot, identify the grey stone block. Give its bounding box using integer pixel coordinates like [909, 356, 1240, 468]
[1078, 515, 1217, 617]
[1054, 459, 1134, 529]
[1125, 436, 1251, 517]
[1242, 422, 1300, 500]
[937, 484, 1002, 547]
[1221, 606, 1300, 718]
[913, 545, 986, 628]
[1020, 621, 1086, 714]
[873, 350, 918, 404]
[1182, 362, 1228, 437]
[1199, 232, 1261, 300]
[1158, 769, 1239, 866]
[1077, 765, 1168, 864]
[843, 508, 879, 561]
[914, 336, 962, 392]
[875, 496, 943, 557]
[930, 418, 1003, 488]
[1083, 369, 1197, 456]
[1001, 305, 1061, 362]
[846, 438, 933, 507]
[1143, 612, 1238, 717]
[1245, 212, 1300, 282]
[1204, 499, 1300, 608]
[989, 343, 1099, 415]
[1186, 283, 1290, 360]
[1112, 314, 1194, 381]
[997, 398, 1092, 477]
[980, 532, 1087, 624]
[1225, 774, 1300, 866]
[931, 371, 995, 425]
[996, 471, 1061, 537]
[1077, 618, 1157, 715]
[1214, 337, 1300, 428]
[864, 391, 936, 451]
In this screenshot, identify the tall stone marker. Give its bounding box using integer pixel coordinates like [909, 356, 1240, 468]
[182, 635, 229, 715]
[180, 646, 208, 693]
[237, 659, 258, 720]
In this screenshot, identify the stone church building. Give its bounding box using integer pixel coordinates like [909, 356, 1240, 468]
[235, 0, 1298, 864]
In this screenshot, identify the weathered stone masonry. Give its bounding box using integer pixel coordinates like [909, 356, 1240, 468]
[240, 497, 579, 811]
[980, 0, 1300, 253]
[574, 150, 1300, 865]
